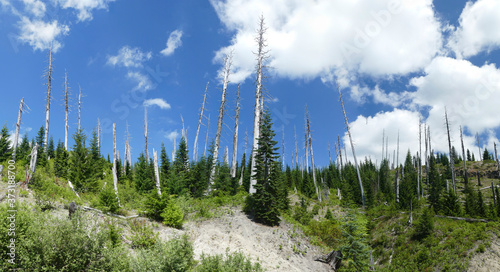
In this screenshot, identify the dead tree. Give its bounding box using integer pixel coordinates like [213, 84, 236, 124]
[306, 107, 321, 202]
[153, 149, 161, 196]
[64, 70, 70, 150]
[304, 115, 309, 172]
[44, 45, 53, 152]
[249, 16, 268, 194]
[223, 146, 229, 165]
[492, 182, 496, 207]
[124, 122, 131, 172]
[208, 53, 232, 193]
[418, 119, 422, 197]
[13, 98, 27, 157]
[314, 250, 342, 271]
[382, 129, 385, 162]
[477, 132, 482, 161]
[78, 86, 83, 131]
[495, 142, 500, 178]
[337, 82, 365, 207]
[294, 126, 298, 168]
[239, 130, 248, 185]
[282, 125, 285, 171]
[338, 135, 344, 175]
[97, 118, 101, 149]
[425, 125, 429, 188]
[231, 84, 241, 178]
[204, 114, 210, 157]
[445, 108, 456, 193]
[194, 82, 209, 161]
[112, 123, 121, 206]
[25, 143, 38, 185]
[328, 142, 332, 164]
[172, 137, 176, 161]
[460, 126, 468, 186]
[396, 131, 400, 202]
[144, 107, 148, 160]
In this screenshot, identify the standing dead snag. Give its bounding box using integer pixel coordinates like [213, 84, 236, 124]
[112, 123, 121, 206]
[445, 108, 456, 193]
[239, 130, 248, 185]
[78, 85, 83, 132]
[97, 118, 101, 149]
[294, 126, 299, 168]
[250, 16, 268, 195]
[419, 119, 422, 197]
[477, 132, 482, 162]
[204, 114, 210, 157]
[64, 70, 70, 150]
[208, 53, 232, 193]
[13, 98, 28, 158]
[144, 107, 149, 160]
[495, 142, 500, 178]
[304, 115, 309, 173]
[306, 106, 321, 202]
[337, 82, 365, 207]
[194, 82, 209, 161]
[124, 122, 131, 172]
[153, 149, 161, 196]
[460, 126, 468, 186]
[282, 125, 285, 171]
[396, 131, 400, 202]
[231, 84, 241, 178]
[44, 45, 53, 152]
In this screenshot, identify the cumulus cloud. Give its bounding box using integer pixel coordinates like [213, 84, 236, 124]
[143, 98, 171, 109]
[107, 46, 152, 68]
[56, 0, 115, 22]
[448, 0, 500, 58]
[18, 17, 69, 52]
[127, 72, 154, 92]
[165, 130, 180, 142]
[349, 85, 414, 108]
[210, 0, 442, 84]
[22, 0, 45, 17]
[160, 29, 183, 56]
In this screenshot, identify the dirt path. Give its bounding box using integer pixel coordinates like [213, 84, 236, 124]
[468, 237, 500, 272]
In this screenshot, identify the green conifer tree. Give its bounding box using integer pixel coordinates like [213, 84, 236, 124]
[428, 154, 443, 212]
[0, 124, 12, 162]
[47, 135, 55, 160]
[69, 130, 96, 192]
[134, 153, 154, 193]
[54, 140, 68, 179]
[15, 133, 30, 163]
[339, 212, 370, 271]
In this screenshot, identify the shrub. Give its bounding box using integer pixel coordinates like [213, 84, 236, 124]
[194, 250, 264, 272]
[413, 207, 434, 240]
[107, 220, 122, 248]
[293, 198, 312, 226]
[132, 235, 194, 272]
[128, 219, 158, 249]
[305, 220, 342, 248]
[99, 183, 120, 213]
[161, 202, 184, 229]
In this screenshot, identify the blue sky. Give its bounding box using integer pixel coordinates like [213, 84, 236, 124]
[1, 0, 500, 168]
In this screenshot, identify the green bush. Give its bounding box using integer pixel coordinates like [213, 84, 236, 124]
[132, 235, 195, 272]
[128, 219, 158, 249]
[161, 202, 184, 229]
[194, 250, 264, 271]
[305, 220, 342, 248]
[293, 198, 313, 226]
[413, 207, 434, 240]
[99, 183, 120, 213]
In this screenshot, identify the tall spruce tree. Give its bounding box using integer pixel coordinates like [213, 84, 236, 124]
[15, 133, 30, 163]
[54, 139, 68, 179]
[399, 151, 417, 210]
[168, 136, 191, 195]
[134, 153, 154, 193]
[428, 154, 443, 212]
[35, 126, 47, 166]
[47, 135, 55, 159]
[69, 130, 96, 192]
[244, 109, 283, 226]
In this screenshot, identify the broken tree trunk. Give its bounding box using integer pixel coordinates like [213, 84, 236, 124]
[144, 107, 148, 160]
[306, 107, 321, 202]
[249, 16, 268, 195]
[304, 115, 309, 172]
[445, 108, 456, 193]
[209, 53, 232, 193]
[44, 45, 53, 152]
[97, 118, 101, 149]
[78, 86, 82, 131]
[294, 126, 299, 168]
[492, 182, 496, 207]
[231, 84, 241, 178]
[124, 122, 130, 172]
[64, 70, 70, 150]
[224, 146, 229, 165]
[495, 142, 500, 178]
[25, 143, 38, 185]
[337, 135, 344, 177]
[314, 250, 342, 271]
[204, 114, 210, 158]
[337, 82, 365, 207]
[194, 82, 209, 161]
[460, 126, 468, 186]
[239, 130, 248, 186]
[12, 98, 25, 158]
[419, 119, 422, 197]
[112, 123, 121, 206]
[282, 125, 285, 171]
[153, 148, 161, 196]
[477, 132, 482, 162]
[396, 131, 400, 203]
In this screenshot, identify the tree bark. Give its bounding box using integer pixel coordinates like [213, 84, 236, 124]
[204, 114, 210, 158]
[78, 86, 82, 132]
[445, 108, 456, 193]
[153, 149, 161, 196]
[306, 107, 320, 202]
[64, 70, 69, 150]
[113, 123, 120, 206]
[460, 126, 468, 186]
[231, 84, 240, 178]
[144, 107, 148, 160]
[44, 46, 53, 152]
[12, 98, 24, 157]
[194, 82, 209, 161]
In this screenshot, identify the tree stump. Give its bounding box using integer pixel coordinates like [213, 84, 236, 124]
[314, 250, 343, 271]
[68, 202, 77, 219]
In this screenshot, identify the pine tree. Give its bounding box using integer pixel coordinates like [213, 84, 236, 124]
[134, 153, 154, 193]
[0, 124, 12, 162]
[428, 154, 443, 212]
[35, 126, 47, 166]
[54, 140, 68, 179]
[339, 212, 370, 271]
[399, 151, 417, 210]
[47, 135, 55, 159]
[244, 109, 282, 226]
[15, 133, 30, 163]
[69, 130, 96, 192]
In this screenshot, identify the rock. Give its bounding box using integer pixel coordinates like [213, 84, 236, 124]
[69, 201, 77, 219]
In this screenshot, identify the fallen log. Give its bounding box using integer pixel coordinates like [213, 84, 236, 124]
[434, 215, 489, 223]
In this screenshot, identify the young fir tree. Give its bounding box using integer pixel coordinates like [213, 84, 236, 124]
[47, 135, 55, 159]
[15, 133, 30, 163]
[35, 126, 47, 166]
[483, 149, 491, 161]
[134, 153, 154, 193]
[428, 154, 444, 212]
[467, 149, 472, 161]
[441, 188, 462, 216]
[69, 130, 96, 192]
[0, 124, 12, 162]
[190, 156, 209, 197]
[399, 151, 417, 210]
[244, 109, 283, 226]
[54, 139, 68, 179]
[339, 212, 371, 271]
[168, 136, 191, 195]
[414, 207, 434, 240]
[89, 129, 103, 180]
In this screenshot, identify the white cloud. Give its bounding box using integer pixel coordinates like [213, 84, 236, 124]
[18, 17, 69, 52]
[143, 98, 171, 109]
[165, 130, 180, 142]
[448, 0, 500, 58]
[210, 0, 443, 84]
[410, 56, 500, 134]
[160, 29, 183, 56]
[56, 0, 115, 22]
[22, 0, 45, 17]
[107, 46, 152, 68]
[127, 72, 154, 92]
[349, 85, 414, 108]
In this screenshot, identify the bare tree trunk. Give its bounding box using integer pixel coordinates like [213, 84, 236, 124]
[44, 46, 53, 151]
[194, 82, 209, 161]
[282, 125, 285, 171]
[477, 132, 482, 161]
[335, 142, 342, 181]
[172, 137, 176, 161]
[204, 114, 210, 157]
[124, 122, 130, 172]
[144, 107, 148, 160]
[304, 114, 309, 172]
[419, 119, 422, 197]
[12, 98, 25, 157]
[239, 130, 248, 186]
[64, 70, 69, 150]
[337, 82, 365, 207]
[231, 84, 241, 178]
[209, 53, 232, 193]
[382, 129, 385, 162]
[495, 142, 500, 178]
[25, 143, 38, 184]
[306, 107, 320, 202]
[97, 118, 101, 149]
[78, 86, 82, 131]
[338, 135, 344, 174]
[396, 131, 400, 202]
[224, 146, 229, 165]
[445, 108, 456, 193]
[328, 142, 332, 164]
[113, 123, 120, 206]
[425, 125, 429, 189]
[249, 16, 268, 195]
[153, 149, 161, 196]
[461, 126, 468, 186]
[492, 182, 496, 207]
[294, 126, 298, 168]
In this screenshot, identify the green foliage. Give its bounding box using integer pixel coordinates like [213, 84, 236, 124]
[144, 192, 184, 229]
[99, 182, 120, 213]
[132, 235, 195, 272]
[107, 220, 122, 248]
[441, 189, 462, 216]
[161, 201, 184, 229]
[0, 123, 13, 162]
[292, 197, 313, 225]
[325, 208, 334, 221]
[69, 129, 97, 192]
[194, 250, 264, 272]
[54, 139, 69, 179]
[413, 207, 434, 240]
[305, 220, 341, 248]
[134, 153, 155, 193]
[339, 212, 370, 272]
[428, 154, 444, 212]
[399, 151, 417, 210]
[128, 219, 159, 249]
